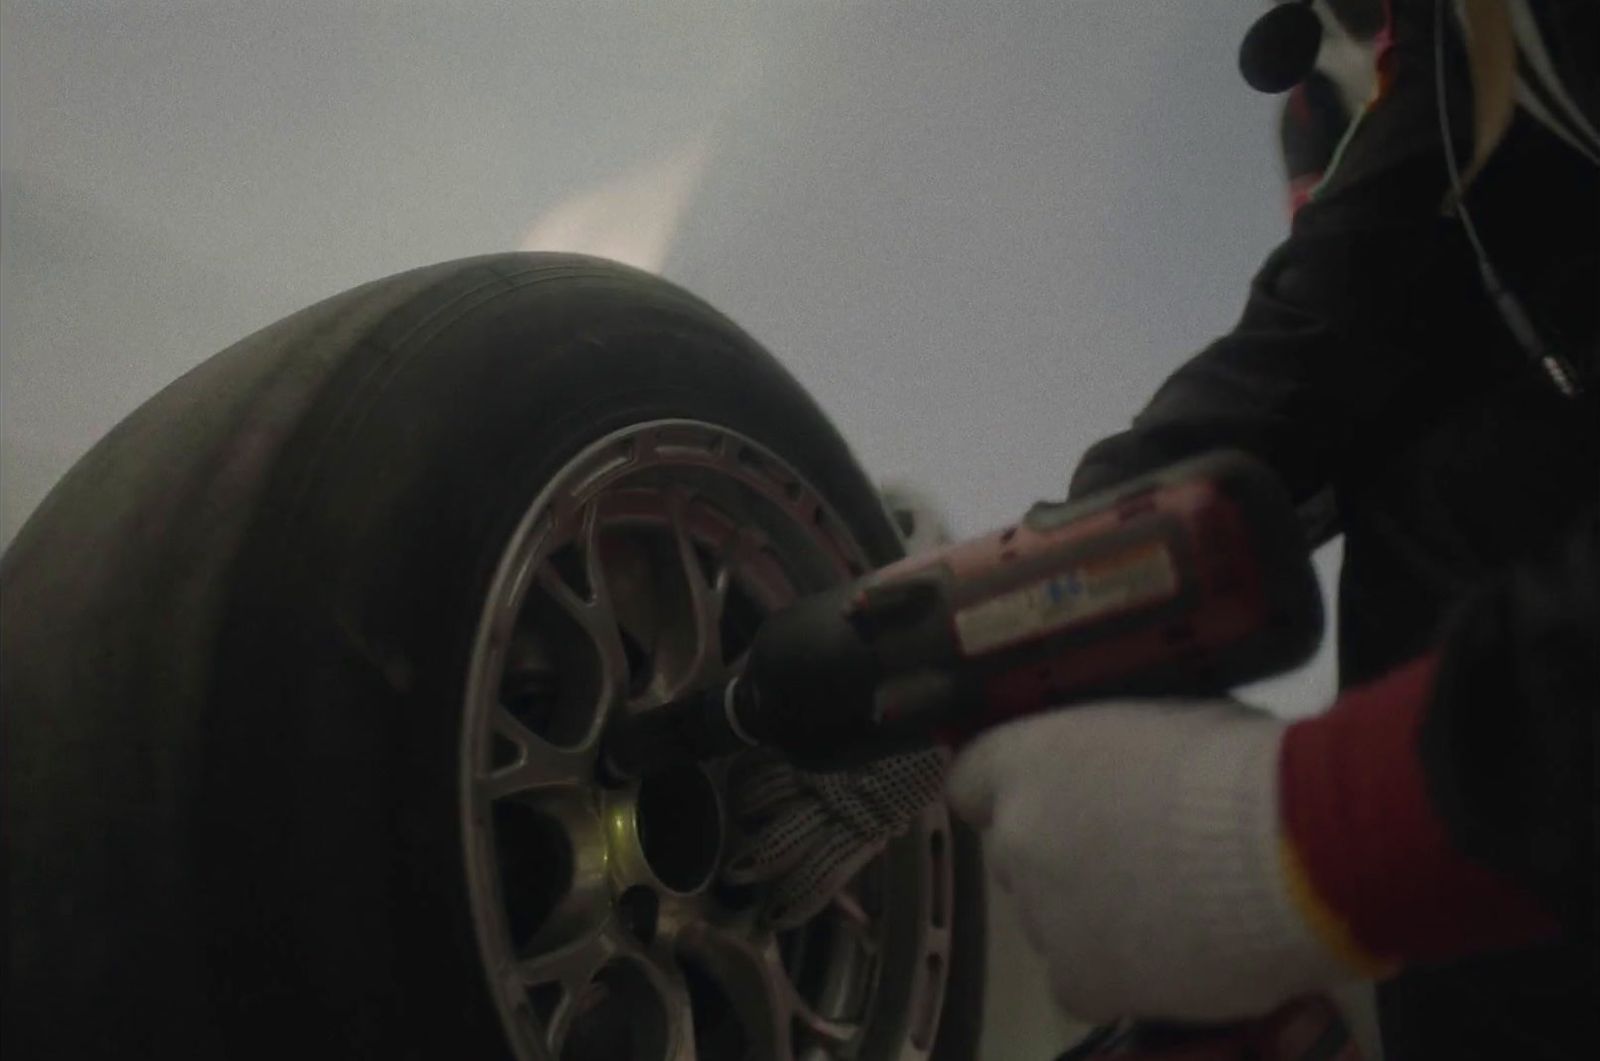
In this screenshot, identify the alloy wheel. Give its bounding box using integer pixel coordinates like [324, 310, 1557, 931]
[462, 421, 953, 1061]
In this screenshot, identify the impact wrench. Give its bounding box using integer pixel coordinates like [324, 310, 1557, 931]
[605, 450, 1360, 1060]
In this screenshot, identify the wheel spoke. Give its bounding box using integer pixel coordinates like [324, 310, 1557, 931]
[516, 926, 616, 1052]
[673, 923, 866, 1058]
[675, 925, 790, 1060]
[667, 489, 726, 684]
[482, 706, 594, 798]
[535, 563, 628, 711]
[577, 500, 614, 619]
[535, 564, 599, 636]
[826, 888, 880, 957]
[762, 929, 861, 1051]
[518, 925, 616, 989]
[829, 888, 870, 930]
[641, 957, 700, 1061]
[790, 992, 861, 1050]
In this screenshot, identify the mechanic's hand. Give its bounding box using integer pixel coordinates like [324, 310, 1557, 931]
[723, 748, 947, 928]
[946, 699, 1362, 1024]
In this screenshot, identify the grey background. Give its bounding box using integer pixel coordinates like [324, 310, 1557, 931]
[0, 1, 1341, 1054]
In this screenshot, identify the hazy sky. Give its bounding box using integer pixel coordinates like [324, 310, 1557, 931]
[2, 0, 1293, 539]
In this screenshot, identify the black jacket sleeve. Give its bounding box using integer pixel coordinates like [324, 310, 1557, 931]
[1068, 0, 1481, 544]
[1422, 505, 1599, 931]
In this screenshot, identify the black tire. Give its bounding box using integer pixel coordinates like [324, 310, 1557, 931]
[1, 253, 982, 1059]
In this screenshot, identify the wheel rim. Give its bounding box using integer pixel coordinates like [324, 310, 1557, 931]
[462, 421, 953, 1061]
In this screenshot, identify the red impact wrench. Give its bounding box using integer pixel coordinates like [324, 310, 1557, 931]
[606, 450, 1357, 1060]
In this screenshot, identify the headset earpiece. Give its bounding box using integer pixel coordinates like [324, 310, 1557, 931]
[1240, 0, 1324, 94]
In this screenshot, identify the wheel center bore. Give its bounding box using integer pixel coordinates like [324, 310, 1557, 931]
[631, 763, 723, 894]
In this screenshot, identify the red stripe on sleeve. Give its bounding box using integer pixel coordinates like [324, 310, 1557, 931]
[1279, 653, 1559, 963]
[1289, 173, 1322, 217]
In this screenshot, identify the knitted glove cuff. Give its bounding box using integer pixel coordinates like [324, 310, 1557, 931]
[1166, 714, 1360, 998]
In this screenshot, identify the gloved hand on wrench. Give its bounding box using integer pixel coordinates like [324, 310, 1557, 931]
[725, 657, 1560, 1035]
[722, 746, 948, 928]
[721, 696, 1360, 1019]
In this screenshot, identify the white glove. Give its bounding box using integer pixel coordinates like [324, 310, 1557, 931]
[946, 699, 1362, 1024]
[723, 748, 948, 928]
